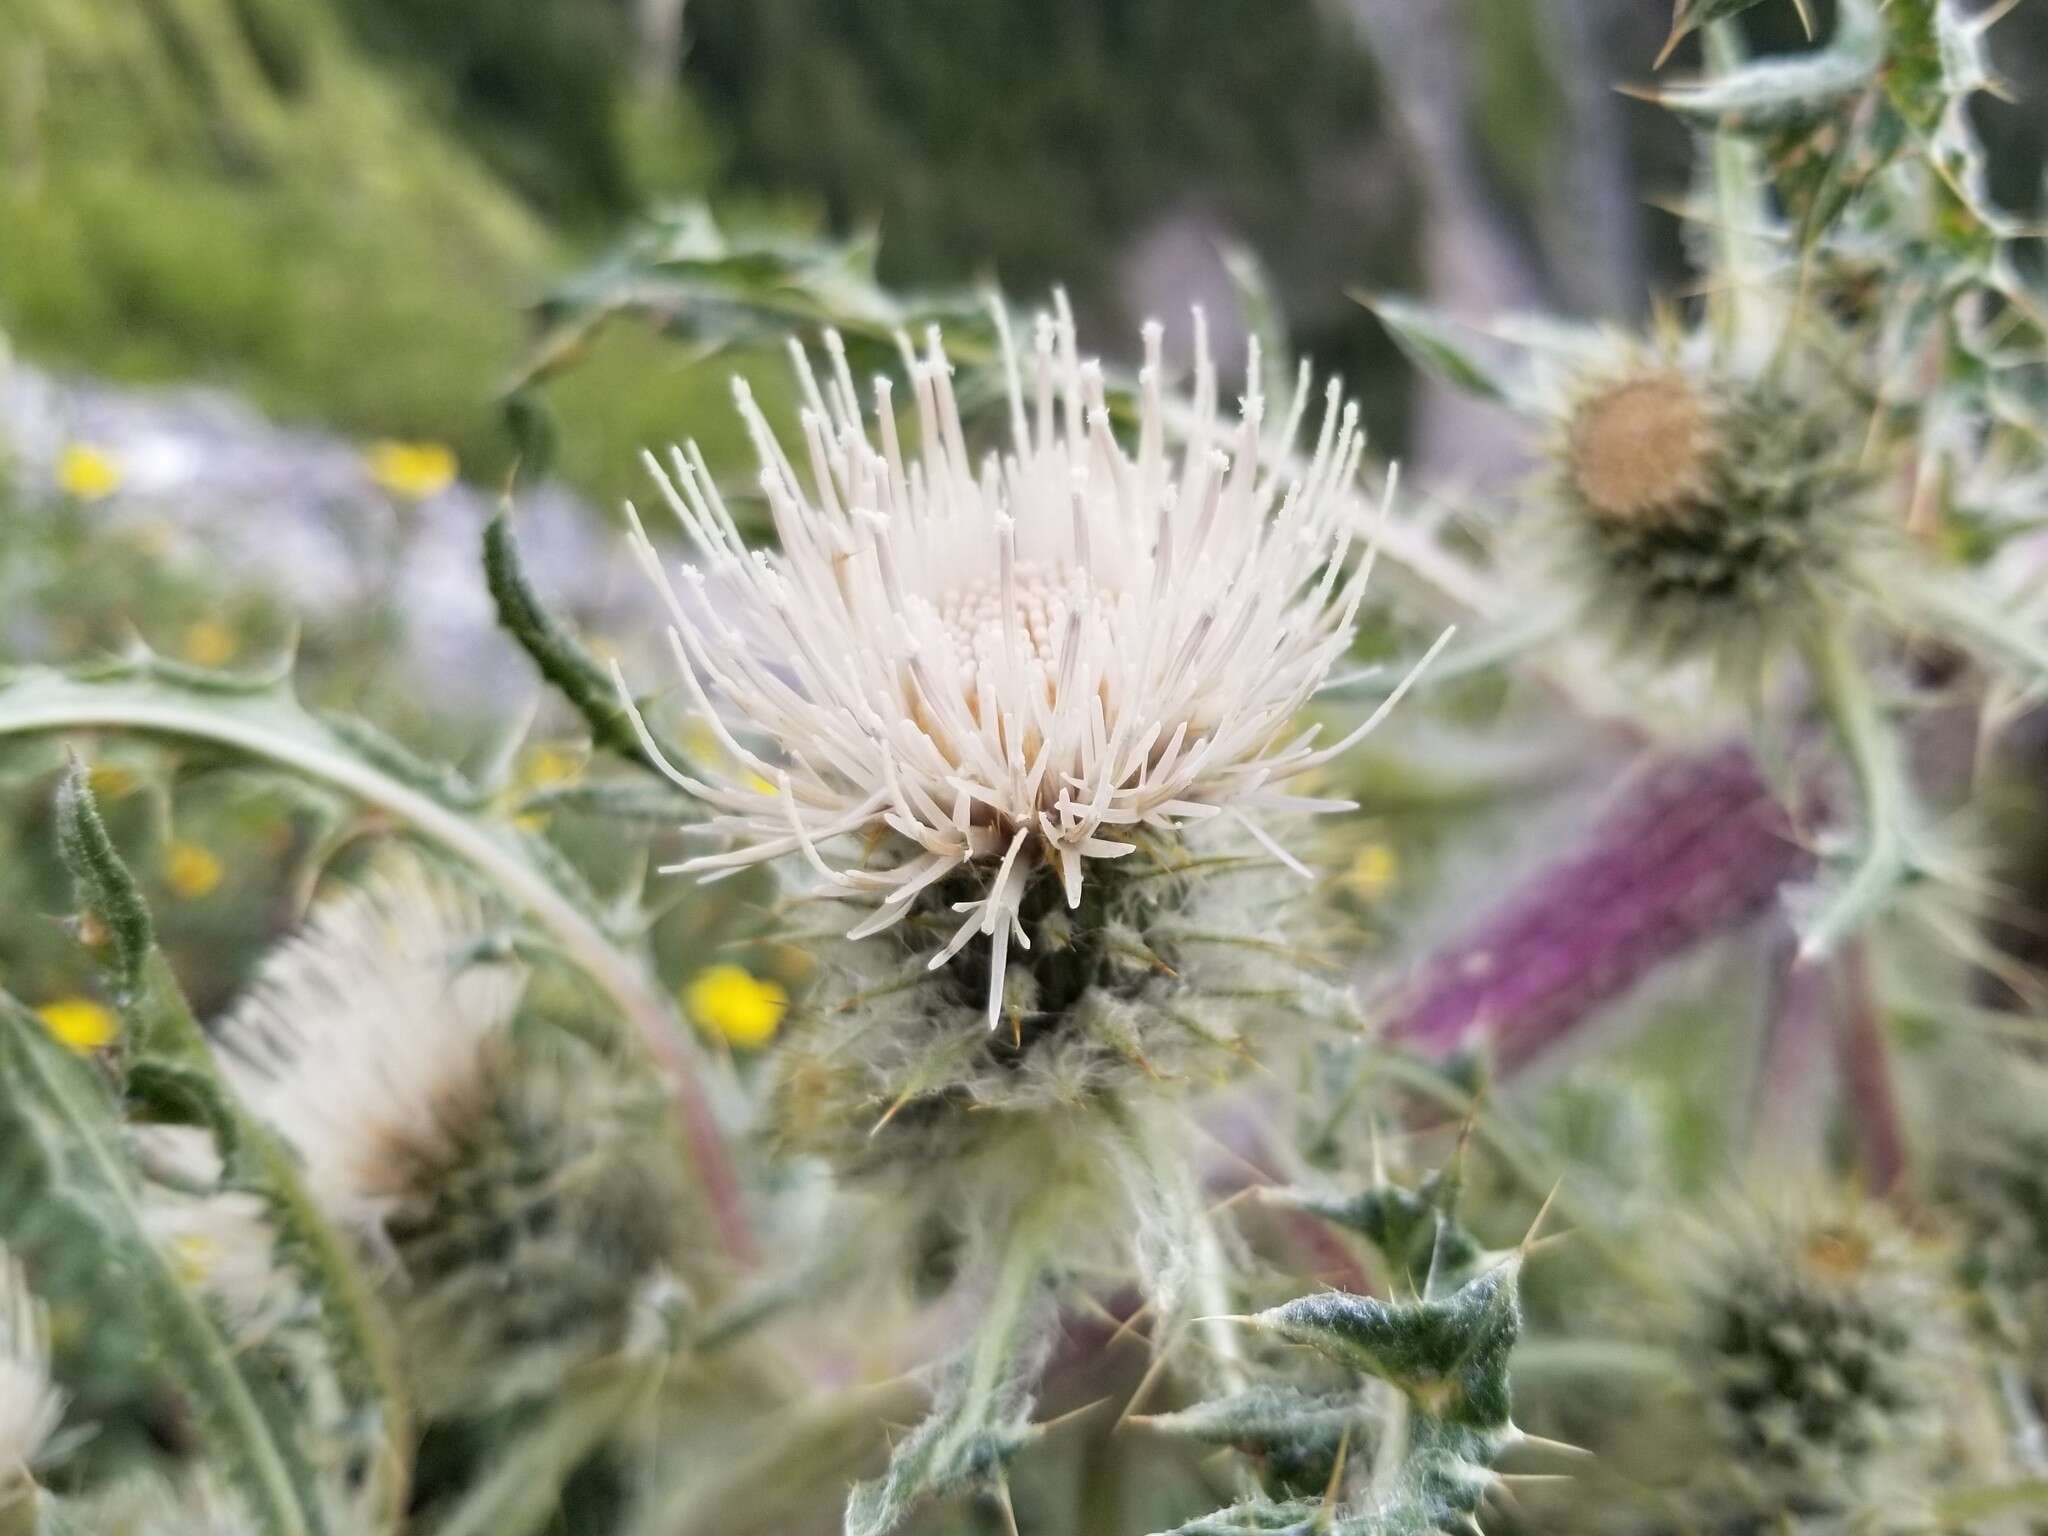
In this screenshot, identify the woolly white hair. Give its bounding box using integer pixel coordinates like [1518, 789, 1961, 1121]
[0, 1251, 61, 1495]
[621, 297, 1447, 1028]
[215, 860, 525, 1236]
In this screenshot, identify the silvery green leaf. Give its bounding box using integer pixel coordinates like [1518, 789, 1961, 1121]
[1658, 0, 1813, 69]
[1646, 1, 1881, 130]
[1272, 1179, 1486, 1295]
[1149, 1499, 1322, 1536]
[1359, 297, 1597, 414]
[1252, 1262, 1520, 1431]
[1362, 296, 1514, 408]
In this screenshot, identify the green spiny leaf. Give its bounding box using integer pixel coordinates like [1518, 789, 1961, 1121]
[50, 770, 411, 1528]
[484, 512, 668, 776]
[0, 992, 329, 1536]
[54, 760, 153, 1005]
[844, 1195, 1065, 1536]
[1252, 1262, 1520, 1431]
[1361, 296, 1513, 407]
[1643, 0, 1882, 133]
[1658, 0, 1814, 70]
[1149, 1500, 1321, 1536]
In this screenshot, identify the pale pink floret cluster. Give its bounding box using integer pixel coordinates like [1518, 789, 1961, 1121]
[622, 299, 1444, 1028]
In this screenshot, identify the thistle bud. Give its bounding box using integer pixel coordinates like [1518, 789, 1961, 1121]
[1552, 357, 1880, 677]
[1676, 1197, 1957, 1524]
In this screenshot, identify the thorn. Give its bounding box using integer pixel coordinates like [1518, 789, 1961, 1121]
[1320, 1424, 1353, 1514]
[1613, 80, 1668, 105]
[1115, 1331, 1185, 1430]
[1032, 1396, 1113, 1437]
[868, 1081, 920, 1138]
[1511, 1430, 1595, 1461]
[1974, 0, 2025, 33]
[1653, 19, 1686, 70]
[1498, 1474, 1575, 1487]
[1519, 1179, 1564, 1257]
[1448, 1111, 1477, 1196]
[1076, 1292, 1154, 1351]
[1791, 0, 1815, 40]
[994, 1476, 1022, 1536]
[1205, 1185, 1262, 1220]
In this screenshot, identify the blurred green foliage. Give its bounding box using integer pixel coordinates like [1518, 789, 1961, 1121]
[685, 0, 1410, 372]
[0, 0, 749, 508]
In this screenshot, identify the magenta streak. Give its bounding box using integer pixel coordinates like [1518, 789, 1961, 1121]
[1385, 744, 1813, 1072]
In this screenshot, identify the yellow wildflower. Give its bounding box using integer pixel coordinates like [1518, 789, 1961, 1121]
[1344, 841, 1400, 902]
[88, 761, 141, 800]
[519, 744, 583, 790]
[56, 443, 122, 501]
[180, 618, 238, 668]
[38, 997, 119, 1053]
[366, 440, 457, 501]
[164, 841, 225, 900]
[686, 964, 788, 1051]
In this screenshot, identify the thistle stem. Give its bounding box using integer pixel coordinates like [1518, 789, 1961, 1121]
[1799, 621, 1913, 959]
[1746, 925, 1833, 1179]
[1906, 574, 2048, 688]
[1836, 939, 1908, 1194]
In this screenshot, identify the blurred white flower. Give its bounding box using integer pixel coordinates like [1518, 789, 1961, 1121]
[0, 1251, 61, 1496]
[215, 861, 525, 1237]
[137, 1132, 281, 1332]
[625, 298, 1443, 1028]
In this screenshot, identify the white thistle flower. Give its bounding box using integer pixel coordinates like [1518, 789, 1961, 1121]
[0, 1251, 62, 1495]
[215, 861, 524, 1236]
[622, 298, 1447, 1029]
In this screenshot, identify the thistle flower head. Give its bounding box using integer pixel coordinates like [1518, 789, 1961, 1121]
[215, 860, 524, 1235]
[626, 299, 1430, 1030]
[1547, 342, 1881, 677]
[1679, 1194, 1956, 1520]
[0, 1251, 62, 1493]
[215, 857, 680, 1415]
